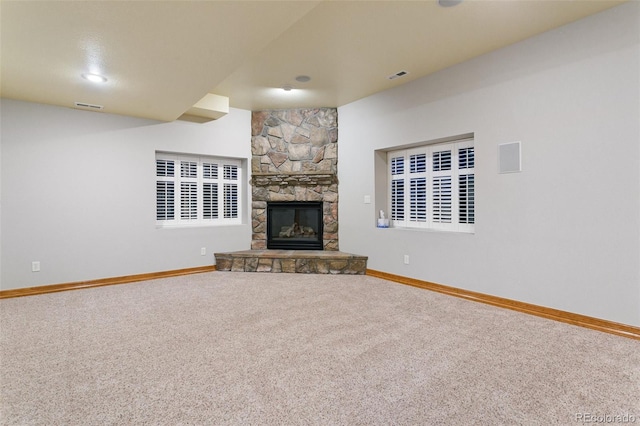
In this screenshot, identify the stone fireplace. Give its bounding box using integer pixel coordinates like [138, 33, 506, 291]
[215, 107, 367, 274]
[250, 108, 339, 251]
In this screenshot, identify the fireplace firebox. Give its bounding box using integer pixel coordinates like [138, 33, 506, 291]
[266, 202, 323, 250]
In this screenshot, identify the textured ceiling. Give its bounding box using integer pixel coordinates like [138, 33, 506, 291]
[0, 0, 626, 121]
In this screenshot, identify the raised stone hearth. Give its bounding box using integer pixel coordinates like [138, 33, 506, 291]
[215, 250, 367, 275]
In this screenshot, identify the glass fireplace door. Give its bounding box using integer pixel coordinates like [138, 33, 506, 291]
[266, 202, 323, 250]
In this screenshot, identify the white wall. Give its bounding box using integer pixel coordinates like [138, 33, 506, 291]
[338, 3, 640, 326]
[1, 100, 252, 290]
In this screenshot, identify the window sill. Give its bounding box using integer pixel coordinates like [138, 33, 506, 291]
[377, 226, 475, 235]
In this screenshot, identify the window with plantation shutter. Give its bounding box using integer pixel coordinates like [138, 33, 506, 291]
[155, 153, 242, 227]
[387, 139, 474, 232]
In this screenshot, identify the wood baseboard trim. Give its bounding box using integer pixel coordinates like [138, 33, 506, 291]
[4, 266, 636, 340]
[366, 269, 640, 341]
[0, 265, 217, 299]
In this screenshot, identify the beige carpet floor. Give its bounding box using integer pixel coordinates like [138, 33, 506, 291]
[1, 272, 638, 425]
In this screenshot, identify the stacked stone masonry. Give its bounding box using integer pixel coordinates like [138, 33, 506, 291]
[215, 250, 367, 275]
[251, 108, 338, 175]
[251, 108, 339, 251]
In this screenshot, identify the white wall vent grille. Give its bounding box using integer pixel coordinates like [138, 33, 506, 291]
[388, 70, 409, 80]
[74, 102, 104, 111]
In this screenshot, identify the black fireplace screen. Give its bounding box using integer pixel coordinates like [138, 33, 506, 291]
[266, 202, 323, 250]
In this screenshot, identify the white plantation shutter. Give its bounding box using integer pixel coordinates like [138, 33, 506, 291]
[202, 161, 219, 220]
[181, 161, 197, 178]
[431, 147, 453, 227]
[156, 153, 242, 226]
[432, 149, 452, 172]
[156, 159, 175, 221]
[390, 155, 405, 223]
[180, 160, 198, 221]
[459, 174, 474, 224]
[432, 176, 452, 224]
[223, 183, 238, 218]
[203, 162, 218, 179]
[156, 181, 174, 220]
[202, 162, 219, 220]
[391, 179, 405, 221]
[223, 164, 238, 180]
[202, 183, 219, 219]
[223, 164, 239, 219]
[391, 156, 404, 175]
[410, 177, 427, 221]
[388, 139, 474, 232]
[156, 159, 175, 177]
[458, 147, 474, 169]
[458, 145, 475, 229]
[180, 182, 197, 219]
[408, 151, 427, 223]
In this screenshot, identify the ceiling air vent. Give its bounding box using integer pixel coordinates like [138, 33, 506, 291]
[74, 102, 104, 111]
[388, 70, 409, 80]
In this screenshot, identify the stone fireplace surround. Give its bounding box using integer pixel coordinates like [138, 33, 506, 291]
[215, 108, 366, 274]
[250, 108, 339, 251]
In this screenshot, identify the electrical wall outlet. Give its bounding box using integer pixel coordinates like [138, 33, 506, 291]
[201, 247, 206, 256]
[32, 261, 41, 272]
[403, 255, 410, 265]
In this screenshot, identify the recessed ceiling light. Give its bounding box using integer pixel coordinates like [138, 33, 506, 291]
[282, 85, 294, 92]
[295, 75, 311, 83]
[81, 73, 107, 83]
[438, 0, 463, 7]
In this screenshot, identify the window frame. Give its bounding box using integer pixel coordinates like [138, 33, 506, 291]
[155, 152, 242, 228]
[387, 139, 474, 233]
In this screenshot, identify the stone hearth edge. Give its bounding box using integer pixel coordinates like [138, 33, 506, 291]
[214, 250, 367, 275]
